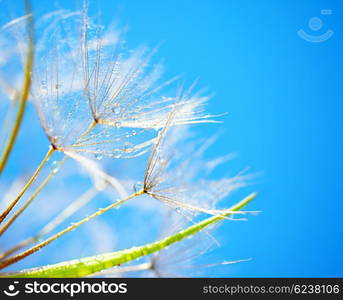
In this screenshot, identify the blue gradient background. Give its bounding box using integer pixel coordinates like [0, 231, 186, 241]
[2, 0, 342, 277]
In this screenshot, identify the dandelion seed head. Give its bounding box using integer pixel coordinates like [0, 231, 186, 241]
[24, 8, 216, 161]
[142, 112, 253, 217]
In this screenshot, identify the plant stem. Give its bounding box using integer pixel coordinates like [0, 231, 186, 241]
[0, 155, 66, 237]
[1, 116, 99, 231]
[0, 0, 34, 176]
[0, 146, 55, 224]
[1, 192, 256, 277]
[0, 238, 34, 262]
[0, 184, 96, 260]
[0, 189, 144, 270]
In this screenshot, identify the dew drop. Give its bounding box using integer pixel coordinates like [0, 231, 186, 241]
[94, 153, 103, 160]
[114, 121, 121, 128]
[159, 158, 166, 165]
[52, 135, 59, 143]
[134, 181, 143, 193]
[50, 160, 58, 170]
[40, 80, 47, 92]
[123, 142, 133, 153]
[111, 106, 120, 114]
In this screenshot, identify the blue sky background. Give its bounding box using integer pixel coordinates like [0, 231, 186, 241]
[1, 0, 342, 277]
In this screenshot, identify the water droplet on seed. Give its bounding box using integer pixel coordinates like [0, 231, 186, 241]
[94, 153, 103, 160]
[50, 160, 58, 170]
[123, 142, 133, 153]
[111, 106, 120, 114]
[134, 182, 143, 192]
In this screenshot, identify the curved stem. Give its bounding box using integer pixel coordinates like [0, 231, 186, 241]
[1, 116, 99, 231]
[0, 146, 55, 224]
[1, 193, 256, 277]
[0, 155, 66, 237]
[0, 237, 35, 262]
[0, 0, 34, 176]
[0, 184, 96, 260]
[0, 189, 144, 270]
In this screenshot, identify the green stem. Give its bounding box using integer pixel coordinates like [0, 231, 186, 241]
[1, 192, 256, 278]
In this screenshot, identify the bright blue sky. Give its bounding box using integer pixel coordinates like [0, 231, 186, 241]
[1, 0, 342, 277]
